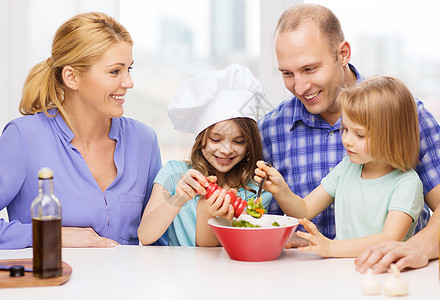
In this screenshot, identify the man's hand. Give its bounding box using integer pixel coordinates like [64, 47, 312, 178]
[355, 240, 430, 273]
[285, 231, 310, 248]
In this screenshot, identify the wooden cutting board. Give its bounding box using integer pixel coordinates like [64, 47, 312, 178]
[0, 258, 72, 288]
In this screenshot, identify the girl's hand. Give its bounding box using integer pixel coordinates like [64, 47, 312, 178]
[203, 188, 234, 220]
[296, 218, 333, 257]
[254, 161, 290, 196]
[174, 169, 209, 207]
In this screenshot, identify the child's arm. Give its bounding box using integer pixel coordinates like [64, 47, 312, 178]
[254, 161, 333, 219]
[297, 210, 413, 258]
[137, 170, 209, 245]
[196, 189, 234, 247]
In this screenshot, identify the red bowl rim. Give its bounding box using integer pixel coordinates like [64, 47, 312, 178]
[207, 214, 299, 231]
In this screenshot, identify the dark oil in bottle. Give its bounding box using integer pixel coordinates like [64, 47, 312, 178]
[32, 217, 62, 278]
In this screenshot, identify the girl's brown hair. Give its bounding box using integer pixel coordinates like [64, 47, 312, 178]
[189, 118, 263, 192]
[339, 76, 419, 171]
[19, 12, 133, 119]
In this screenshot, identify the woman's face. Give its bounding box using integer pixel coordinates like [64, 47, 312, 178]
[202, 120, 248, 175]
[76, 42, 134, 118]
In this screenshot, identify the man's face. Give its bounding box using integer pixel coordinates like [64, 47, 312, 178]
[275, 21, 348, 124]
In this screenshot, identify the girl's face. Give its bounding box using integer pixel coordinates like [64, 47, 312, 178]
[341, 112, 373, 165]
[202, 120, 248, 175]
[76, 42, 134, 118]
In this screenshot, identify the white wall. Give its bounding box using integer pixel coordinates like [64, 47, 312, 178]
[259, 0, 300, 107]
[2, 0, 298, 131]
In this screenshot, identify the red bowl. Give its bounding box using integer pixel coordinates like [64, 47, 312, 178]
[208, 214, 299, 262]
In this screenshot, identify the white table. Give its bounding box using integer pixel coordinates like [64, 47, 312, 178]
[0, 246, 438, 299]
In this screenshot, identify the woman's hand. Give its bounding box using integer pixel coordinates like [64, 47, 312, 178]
[62, 227, 118, 247]
[295, 218, 332, 257]
[174, 169, 209, 207]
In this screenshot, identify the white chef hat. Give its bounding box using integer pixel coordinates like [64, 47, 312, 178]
[167, 64, 265, 138]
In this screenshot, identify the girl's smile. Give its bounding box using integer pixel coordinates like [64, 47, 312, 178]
[214, 155, 236, 165]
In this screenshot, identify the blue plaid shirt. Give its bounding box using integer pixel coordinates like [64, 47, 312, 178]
[258, 64, 439, 239]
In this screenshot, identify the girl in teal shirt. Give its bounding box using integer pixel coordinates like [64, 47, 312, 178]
[255, 76, 423, 258]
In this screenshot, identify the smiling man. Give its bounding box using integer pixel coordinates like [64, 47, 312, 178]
[258, 4, 440, 246]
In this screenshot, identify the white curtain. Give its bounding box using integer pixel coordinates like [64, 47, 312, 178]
[259, 0, 300, 108]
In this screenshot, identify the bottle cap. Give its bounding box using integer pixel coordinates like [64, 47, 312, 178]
[38, 167, 54, 179]
[9, 265, 25, 277]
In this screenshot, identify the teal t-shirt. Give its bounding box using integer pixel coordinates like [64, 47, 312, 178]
[321, 157, 423, 241]
[153, 160, 272, 246]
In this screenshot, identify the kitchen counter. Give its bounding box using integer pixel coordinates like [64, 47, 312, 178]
[0, 246, 438, 299]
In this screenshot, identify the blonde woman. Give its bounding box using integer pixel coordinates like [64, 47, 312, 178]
[255, 76, 424, 258]
[0, 12, 162, 249]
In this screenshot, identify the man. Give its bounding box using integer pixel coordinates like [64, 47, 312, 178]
[258, 4, 440, 245]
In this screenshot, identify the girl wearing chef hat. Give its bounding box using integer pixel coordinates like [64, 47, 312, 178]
[138, 64, 272, 246]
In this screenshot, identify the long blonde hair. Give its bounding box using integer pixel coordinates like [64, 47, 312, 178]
[19, 12, 133, 119]
[339, 76, 419, 171]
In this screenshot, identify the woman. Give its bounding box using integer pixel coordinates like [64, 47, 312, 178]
[0, 12, 162, 249]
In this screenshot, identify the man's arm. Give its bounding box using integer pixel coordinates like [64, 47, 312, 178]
[355, 203, 439, 273]
[424, 184, 440, 211]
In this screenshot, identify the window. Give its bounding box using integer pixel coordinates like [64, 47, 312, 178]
[120, 0, 261, 163]
[2, 0, 296, 164]
[306, 0, 440, 120]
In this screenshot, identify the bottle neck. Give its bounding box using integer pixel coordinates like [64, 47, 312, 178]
[39, 178, 53, 196]
[32, 176, 61, 219]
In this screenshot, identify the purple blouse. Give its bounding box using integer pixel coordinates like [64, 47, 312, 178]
[0, 109, 161, 249]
